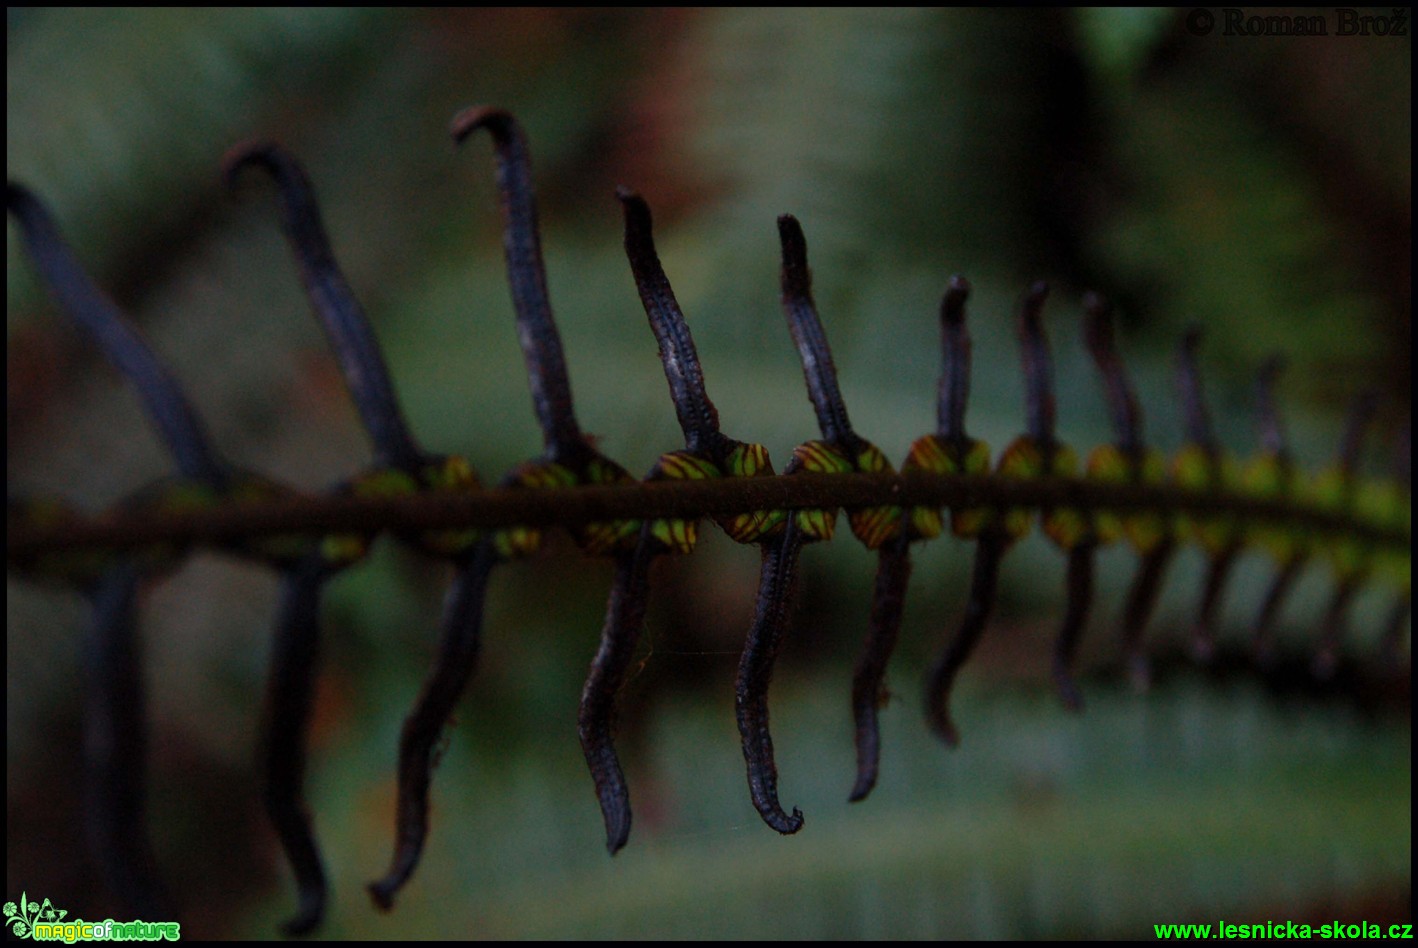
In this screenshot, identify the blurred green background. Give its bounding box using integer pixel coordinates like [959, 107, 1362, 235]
[6, 8, 1409, 939]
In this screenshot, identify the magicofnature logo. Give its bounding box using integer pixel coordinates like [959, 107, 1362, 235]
[4, 892, 180, 942]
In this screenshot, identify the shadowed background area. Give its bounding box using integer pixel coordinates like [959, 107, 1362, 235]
[7, 9, 1410, 938]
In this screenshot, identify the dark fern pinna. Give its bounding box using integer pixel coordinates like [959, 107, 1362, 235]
[6, 107, 1410, 935]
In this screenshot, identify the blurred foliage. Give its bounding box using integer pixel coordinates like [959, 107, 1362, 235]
[7, 8, 1410, 940]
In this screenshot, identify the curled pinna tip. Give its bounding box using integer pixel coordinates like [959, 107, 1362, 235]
[941, 275, 971, 324]
[262, 555, 333, 936]
[1017, 282, 1056, 446]
[222, 139, 295, 192]
[8, 182, 227, 487]
[618, 188, 730, 461]
[924, 530, 1006, 747]
[370, 544, 499, 910]
[451, 105, 584, 462]
[937, 276, 973, 446]
[1083, 293, 1144, 460]
[736, 522, 808, 834]
[578, 530, 657, 855]
[777, 214, 861, 454]
[450, 104, 517, 145]
[1177, 326, 1219, 454]
[849, 535, 912, 801]
[225, 140, 424, 473]
[1255, 355, 1290, 462]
